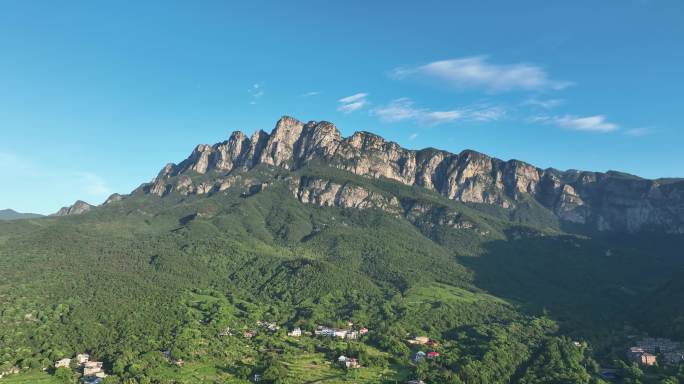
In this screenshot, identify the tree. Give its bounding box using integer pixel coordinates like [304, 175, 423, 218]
[619, 361, 644, 384]
[54, 367, 76, 384]
[415, 360, 429, 380]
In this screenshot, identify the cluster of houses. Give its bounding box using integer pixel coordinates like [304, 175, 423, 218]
[406, 336, 440, 363]
[243, 321, 283, 339]
[627, 337, 684, 366]
[314, 324, 369, 340]
[240, 321, 370, 344]
[54, 354, 106, 383]
[412, 351, 440, 363]
[282, 321, 369, 340]
[337, 355, 361, 369]
[407, 336, 439, 347]
[257, 320, 280, 332]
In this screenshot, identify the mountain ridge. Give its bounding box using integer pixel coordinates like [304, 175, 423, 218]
[119, 116, 683, 234]
[0, 208, 43, 220]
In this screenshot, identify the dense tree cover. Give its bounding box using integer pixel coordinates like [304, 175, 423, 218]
[518, 338, 599, 384]
[1, 166, 683, 383]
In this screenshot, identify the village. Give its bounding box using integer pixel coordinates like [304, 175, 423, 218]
[246, 320, 442, 383]
[43, 317, 684, 384]
[51, 349, 190, 384]
[53, 354, 106, 384]
[33, 327, 684, 383]
[627, 337, 684, 367]
[46, 319, 448, 384]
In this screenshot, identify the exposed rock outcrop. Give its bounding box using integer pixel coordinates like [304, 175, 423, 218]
[54, 200, 93, 216]
[290, 177, 401, 213]
[138, 116, 684, 233]
[103, 193, 124, 205]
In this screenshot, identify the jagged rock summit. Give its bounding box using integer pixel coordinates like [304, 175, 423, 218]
[130, 116, 683, 233]
[54, 200, 94, 216]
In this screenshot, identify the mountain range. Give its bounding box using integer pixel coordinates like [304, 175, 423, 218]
[3, 116, 684, 383]
[61, 116, 684, 234]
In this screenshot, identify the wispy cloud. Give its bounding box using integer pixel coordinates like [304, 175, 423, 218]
[532, 114, 619, 132]
[371, 98, 504, 126]
[337, 92, 368, 113]
[0, 152, 41, 177]
[248, 83, 264, 104]
[301, 91, 322, 97]
[76, 172, 112, 197]
[522, 98, 564, 109]
[624, 127, 654, 137]
[0, 151, 113, 212]
[466, 105, 507, 122]
[423, 110, 464, 125]
[391, 56, 571, 93]
[371, 98, 420, 122]
[408, 133, 419, 140]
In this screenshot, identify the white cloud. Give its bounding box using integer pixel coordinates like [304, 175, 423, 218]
[339, 93, 368, 103]
[465, 105, 506, 122]
[248, 83, 264, 104]
[371, 98, 419, 122]
[337, 92, 368, 113]
[371, 98, 504, 125]
[408, 133, 418, 140]
[532, 114, 619, 132]
[624, 127, 654, 137]
[301, 91, 321, 97]
[391, 56, 571, 93]
[338, 101, 366, 113]
[422, 110, 463, 124]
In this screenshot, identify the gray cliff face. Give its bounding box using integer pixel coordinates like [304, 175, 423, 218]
[290, 176, 401, 213]
[140, 116, 684, 233]
[54, 200, 93, 216]
[103, 193, 124, 205]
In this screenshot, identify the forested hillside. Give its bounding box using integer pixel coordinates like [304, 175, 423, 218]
[0, 209, 43, 220]
[2, 125, 684, 383]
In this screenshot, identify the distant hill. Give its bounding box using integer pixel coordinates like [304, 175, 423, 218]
[0, 208, 42, 220]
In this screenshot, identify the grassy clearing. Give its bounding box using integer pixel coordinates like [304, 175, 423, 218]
[147, 361, 240, 383]
[0, 370, 61, 383]
[281, 352, 408, 383]
[404, 282, 507, 305]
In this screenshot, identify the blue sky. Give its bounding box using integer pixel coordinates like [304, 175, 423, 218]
[1, 0, 682, 214]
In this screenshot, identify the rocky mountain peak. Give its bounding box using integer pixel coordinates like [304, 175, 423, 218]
[103, 193, 124, 205]
[133, 115, 683, 234]
[54, 200, 93, 216]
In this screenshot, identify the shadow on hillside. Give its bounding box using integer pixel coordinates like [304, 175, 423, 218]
[458, 231, 684, 337]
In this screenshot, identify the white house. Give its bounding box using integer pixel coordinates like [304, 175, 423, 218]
[334, 329, 348, 338]
[345, 331, 359, 340]
[76, 354, 90, 365]
[337, 355, 360, 369]
[54, 358, 71, 368]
